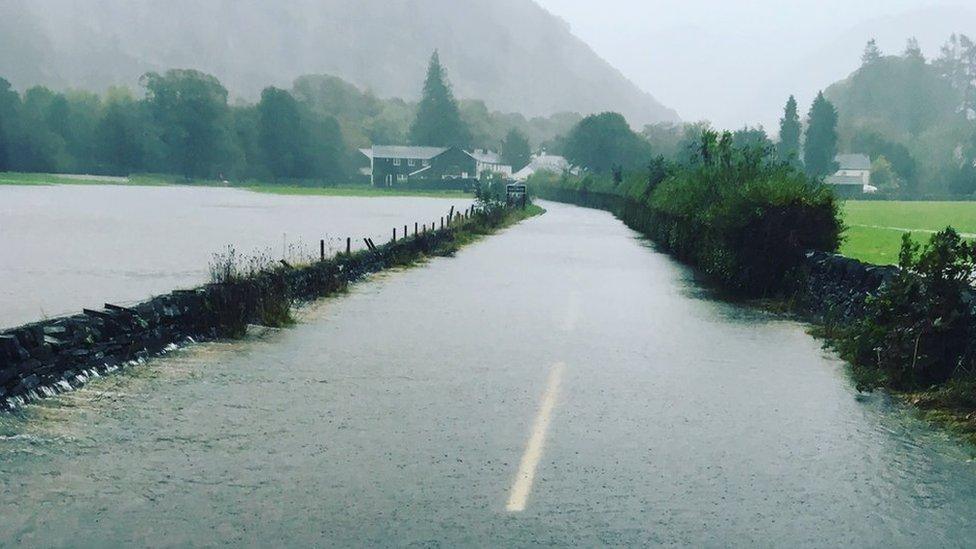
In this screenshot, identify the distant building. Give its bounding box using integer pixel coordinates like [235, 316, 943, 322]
[825, 153, 872, 196]
[513, 153, 575, 181]
[359, 146, 512, 186]
[468, 149, 513, 179]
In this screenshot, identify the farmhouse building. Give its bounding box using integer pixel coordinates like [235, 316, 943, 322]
[359, 146, 512, 186]
[826, 153, 872, 196]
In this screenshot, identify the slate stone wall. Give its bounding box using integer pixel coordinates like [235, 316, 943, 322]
[0, 224, 466, 409]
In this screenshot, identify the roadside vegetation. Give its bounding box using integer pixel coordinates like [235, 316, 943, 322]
[531, 121, 976, 443]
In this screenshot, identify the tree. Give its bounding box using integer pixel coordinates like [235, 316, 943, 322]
[257, 87, 307, 181]
[501, 128, 531, 171]
[0, 78, 18, 172]
[904, 37, 924, 61]
[862, 39, 882, 66]
[563, 112, 651, 174]
[141, 69, 233, 179]
[804, 92, 839, 177]
[409, 51, 470, 147]
[777, 95, 801, 164]
[94, 89, 147, 174]
[870, 155, 898, 192]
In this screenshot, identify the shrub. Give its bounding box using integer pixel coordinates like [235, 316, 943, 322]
[842, 228, 976, 390]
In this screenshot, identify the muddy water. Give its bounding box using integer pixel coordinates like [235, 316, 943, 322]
[1, 201, 975, 547]
[0, 185, 471, 328]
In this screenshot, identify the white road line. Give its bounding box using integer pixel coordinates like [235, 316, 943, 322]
[506, 362, 566, 512]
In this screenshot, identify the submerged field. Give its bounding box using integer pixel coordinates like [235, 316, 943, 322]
[841, 201, 976, 265]
[0, 172, 470, 199]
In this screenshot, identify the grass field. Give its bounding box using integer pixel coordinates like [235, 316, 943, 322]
[841, 201, 976, 265]
[0, 172, 470, 199]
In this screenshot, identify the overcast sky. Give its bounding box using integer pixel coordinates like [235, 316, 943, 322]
[534, 0, 974, 131]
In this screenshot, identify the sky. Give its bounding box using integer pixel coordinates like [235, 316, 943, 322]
[534, 0, 974, 131]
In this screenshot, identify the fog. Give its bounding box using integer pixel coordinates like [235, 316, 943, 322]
[536, 0, 976, 131]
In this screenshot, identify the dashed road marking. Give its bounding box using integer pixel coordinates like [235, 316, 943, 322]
[506, 361, 565, 512]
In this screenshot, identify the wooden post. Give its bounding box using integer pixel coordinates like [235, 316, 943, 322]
[441, 216, 444, 229]
[320, 239, 325, 261]
[415, 222, 418, 236]
[346, 237, 351, 254]
[393, 228, 397, 242]
[404, 225, 408, 239]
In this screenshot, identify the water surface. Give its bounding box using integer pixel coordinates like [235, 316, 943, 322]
[0, 201, 974, 546]
[0, 184, 470, 328]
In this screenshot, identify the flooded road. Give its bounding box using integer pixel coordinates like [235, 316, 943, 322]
[0, 185, 470, 328]
[1, 201, 975, 546]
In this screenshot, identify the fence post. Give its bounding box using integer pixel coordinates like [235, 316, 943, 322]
[346, 237, 351, 255]
[320, 239, 325, 261]
[404, 225, 408, 239]
[441, 217, 444, 229]
[415, 222, 418, 236]
[393, 228, 397, 242]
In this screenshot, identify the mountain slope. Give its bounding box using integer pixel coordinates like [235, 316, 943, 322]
[0, 0, 677, 125]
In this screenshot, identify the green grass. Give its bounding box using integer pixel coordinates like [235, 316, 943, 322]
[0, 172, 471, 198]
[841, 201, 976, 265]
[242, 184, 470, 199]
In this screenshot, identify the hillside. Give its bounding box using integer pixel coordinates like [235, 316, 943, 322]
[0, 0, 677, 126]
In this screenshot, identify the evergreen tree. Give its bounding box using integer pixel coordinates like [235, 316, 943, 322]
[777, 95, 801, 164]
[803, 92, 839, 177]
[409, 51, 470, 147]
[904, 37, 924, 61]
[501, 128, 531, 171]
[862, 39, 882, 66]
[564, 112, 650, 173]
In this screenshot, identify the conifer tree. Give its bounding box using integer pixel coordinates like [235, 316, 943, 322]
[804, 92, 839, 177]
[777, 95, 801, 164]
[409, 51, 470, 147]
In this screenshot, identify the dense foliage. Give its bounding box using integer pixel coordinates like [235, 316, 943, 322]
[531, 130, 843, 295]
[842, 229, 976, 391]
[563, 112, 651, 174]
[826, 35, 976, 197]
[0, 60, 577, 183]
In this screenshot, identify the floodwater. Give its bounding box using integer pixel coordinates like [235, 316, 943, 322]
[0, 185, 471, 329]
[1, 201, 975, 546]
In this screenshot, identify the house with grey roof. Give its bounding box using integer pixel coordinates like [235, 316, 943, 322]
[825, 153, 872, 196]
[359, 146, 512, 187]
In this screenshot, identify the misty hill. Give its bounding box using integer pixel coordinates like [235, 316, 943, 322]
[0, 0, 677, 126]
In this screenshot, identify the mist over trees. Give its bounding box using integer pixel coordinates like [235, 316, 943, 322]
[563, 112, 651, 174]
[0, 54, 581, 183]
[824, 34, 976, 196]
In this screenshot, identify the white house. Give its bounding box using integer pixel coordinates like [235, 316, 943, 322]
[826, 154, 872, 195]
[467, 149, 513, 179]
[513, 153, 574, 181]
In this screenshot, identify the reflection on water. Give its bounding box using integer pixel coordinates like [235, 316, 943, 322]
[0, 201, 974, 546]
[0, 185, 471, 328]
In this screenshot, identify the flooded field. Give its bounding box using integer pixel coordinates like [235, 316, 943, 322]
[1, 202, 974, 546]
[0, 185, 471, 329]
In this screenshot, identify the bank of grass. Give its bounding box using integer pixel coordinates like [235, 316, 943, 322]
[0, 172, 471, 198]
[841, 201, 976, 265]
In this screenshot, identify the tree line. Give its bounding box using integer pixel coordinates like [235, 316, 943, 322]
[0, 52, 571, 182]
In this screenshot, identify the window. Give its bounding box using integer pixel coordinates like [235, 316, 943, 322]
[393, 158, 401, 166]
[397, 174, 408, 182]
[408, 159, 416, 167]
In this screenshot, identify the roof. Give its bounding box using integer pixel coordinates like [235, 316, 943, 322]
[826, 175, 866, 186]
[835, 154, 871, 171]
[361, 146, 448, 160]
[467, 150, 503, 164]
